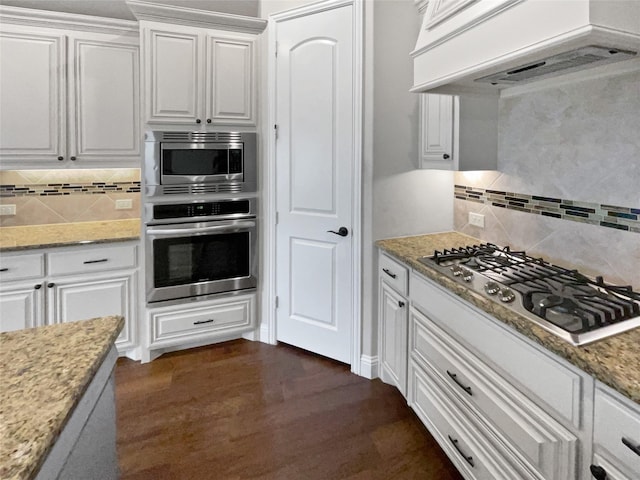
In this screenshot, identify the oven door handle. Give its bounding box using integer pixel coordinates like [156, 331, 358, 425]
[147, 220, 256, 236]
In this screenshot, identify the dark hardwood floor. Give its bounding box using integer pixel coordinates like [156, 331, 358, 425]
[116, 340, 464, 479]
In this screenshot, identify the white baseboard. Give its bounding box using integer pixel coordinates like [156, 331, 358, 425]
[359, 354, 379, 379]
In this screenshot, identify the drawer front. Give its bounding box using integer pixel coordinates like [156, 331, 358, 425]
[411, 271, 583, 428]
[593, 385, 640, 475]
[48, 244, 137, 276]
[151, 294, 255, 346]
[410, 307, 576, 480]
[409, 362, 537, 480]
[379, 252, 408, 295]
[0, 253, 45, 282]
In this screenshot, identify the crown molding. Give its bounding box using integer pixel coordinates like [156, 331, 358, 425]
[0, 6, 138, 36]
[125, 0, 267, 34]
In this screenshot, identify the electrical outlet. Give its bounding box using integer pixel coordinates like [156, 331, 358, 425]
[468, 212, 485, 228]
[0, 204, 16, 216]
[115, 199, 133, 210]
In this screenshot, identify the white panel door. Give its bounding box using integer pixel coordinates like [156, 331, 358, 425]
[0, 29, 65, 163]
[0, 283, 43, 332]
[146, 28, 202, 124]
[275, 4, 354, 363]
[207, 36, 254, 125]
[420, 93, 454, 165]
[69, 35, 140, 162]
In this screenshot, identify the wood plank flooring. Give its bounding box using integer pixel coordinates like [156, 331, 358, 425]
[116, 340, 464, 479]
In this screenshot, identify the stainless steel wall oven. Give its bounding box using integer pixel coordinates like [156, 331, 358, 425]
[145, 198, 257, 304]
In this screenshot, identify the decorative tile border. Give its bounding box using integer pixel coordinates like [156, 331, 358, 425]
[454, 185, 640, 234]
[0, 181, 141, 197]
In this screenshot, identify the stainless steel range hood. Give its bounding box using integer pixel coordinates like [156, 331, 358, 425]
[412, 0, 640, 94]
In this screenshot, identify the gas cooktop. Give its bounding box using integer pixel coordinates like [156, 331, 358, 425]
[418, 243, 640, 346]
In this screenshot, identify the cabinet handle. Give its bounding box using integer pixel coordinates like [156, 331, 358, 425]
[398, 300, 405, 308]
[589, 465, 608, 480]
[34, 284, 42, 290]
[70, 156, 76, 161]
[206, 118, 212, 123]
[47, 282, 55, 288]
[448, 435, 474, 467]
[447, 370, 473, 396]
[83, 258, 108, 264]
[443, 153, 450, 159]
[193, 319, 214, 325]
[196, 118, 202, 124]
[382, 268, 396, 279]
[0, 268, 8, 272]
[57, 156, 64, 161]
[622, 437, 640, 456]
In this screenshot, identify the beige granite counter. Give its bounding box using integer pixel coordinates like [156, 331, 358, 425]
[0, 316, 124, 480]
[0, 219, 140, 252]
[376, 232, 640, 404]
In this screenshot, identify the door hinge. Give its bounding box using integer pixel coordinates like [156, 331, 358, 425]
[275, 41, 278, 57]
[274, 124, 279, 140]
[275, 296, 279, 308]
[275, 211, 279, 225]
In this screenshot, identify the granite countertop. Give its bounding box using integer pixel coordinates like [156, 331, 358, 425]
[376, 232, 640, 404]
[0, 316, 124, 480]
[0, 219, 140, 252]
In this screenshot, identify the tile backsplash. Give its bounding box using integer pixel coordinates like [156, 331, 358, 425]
[454, 70, 640, 289]
[0, 169, 141, 226]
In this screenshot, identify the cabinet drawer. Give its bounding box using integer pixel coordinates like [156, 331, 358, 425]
[593, 385, 640, 475]
[410, 307, 576, 480]
[150, 294, 255, 346]
[0, 253, 45, 282]
[379, 252, 408, 295]
[409, 362, 536, 480]
[48, 244, 136, 276]
[411, 271, 583, 428]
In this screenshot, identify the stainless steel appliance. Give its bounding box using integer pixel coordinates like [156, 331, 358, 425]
[144, 131, 257, 197]
[145, 198, 257, 303]
[418, 243, 640, 346]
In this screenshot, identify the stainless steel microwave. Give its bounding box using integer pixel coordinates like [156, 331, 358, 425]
[144, 131, 257, 197]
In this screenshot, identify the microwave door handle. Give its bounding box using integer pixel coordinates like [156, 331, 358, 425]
[149, 221, 255, 236]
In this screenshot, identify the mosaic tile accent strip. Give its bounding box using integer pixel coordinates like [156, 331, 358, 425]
[454, 185, 640, 234]
[0, 181, 141, 197]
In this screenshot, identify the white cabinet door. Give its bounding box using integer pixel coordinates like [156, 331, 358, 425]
[145, 27, 202, 125]
[206, 36, 254, 125]
[69, 35, 140, 162]
[0, 282, 44, 332]
[0, 29, 66, 163]
[379, 283, 408, 396]
[47, 272, 136, 349]
[419, 94, 454, 166]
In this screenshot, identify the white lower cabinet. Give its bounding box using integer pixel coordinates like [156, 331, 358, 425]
[0, 242, 139, 354]
[591, 383, 640, 480]
[147, 293, 256, 350]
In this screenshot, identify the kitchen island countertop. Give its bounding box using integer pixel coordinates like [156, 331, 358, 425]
[0, 316, 124, 480]
[376, 232, 640, 404]
[0, 218, 140, 252]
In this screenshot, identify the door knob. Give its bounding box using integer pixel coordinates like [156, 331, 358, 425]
[327, 227, 349, 237]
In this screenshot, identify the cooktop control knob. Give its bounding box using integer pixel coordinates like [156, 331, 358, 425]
[462, 269, 474, 282]
[450, 265, 463, 277]
[499, 288, 516, 303]
[484, 281, 500, 295]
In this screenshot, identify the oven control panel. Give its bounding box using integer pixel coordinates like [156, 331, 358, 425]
[153, 200, 252, 220]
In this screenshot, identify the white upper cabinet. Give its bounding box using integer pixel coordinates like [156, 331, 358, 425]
[419, 93, 498, 171]
[0, 29, 66, 164]
[0, 12, 140, 168]
[142, 22, 257, 127]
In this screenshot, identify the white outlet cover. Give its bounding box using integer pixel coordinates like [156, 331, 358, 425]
[115, 199, 133, 210]
[469, 212, 485, 228]
[0, 204, 16, 216]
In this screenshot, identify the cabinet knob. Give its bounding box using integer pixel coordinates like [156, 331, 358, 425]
[70, 156, 76, 161]
[443, 153, 450, 159]
[34, 284, 42, 290]
[206, 118, 212, 124]
[47, 282, 55, 288]
[196, 118, 202, 124]
[57, 156, 64, 161]
[590, 465, 607, 480]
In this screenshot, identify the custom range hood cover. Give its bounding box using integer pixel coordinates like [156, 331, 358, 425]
[412, 0, 640, 93]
